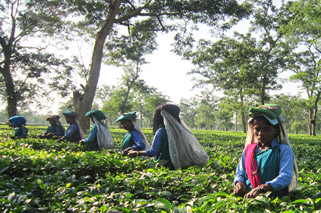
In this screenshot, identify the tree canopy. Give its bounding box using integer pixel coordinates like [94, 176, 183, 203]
[0, 0, 75, 117]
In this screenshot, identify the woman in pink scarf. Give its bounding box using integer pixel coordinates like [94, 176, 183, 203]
[234, 104, 298, 199]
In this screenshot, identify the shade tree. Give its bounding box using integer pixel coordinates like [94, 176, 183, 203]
[183, 33, 259, 132]
[280, 0, 321, 135]
[179, 97, 199, 129]
[100, 81, 168, 127]
[179, 89, 218, 130]
[0, 0, 75, 118]
[29, 0, 250, 132]
[270, 94, 307, 134]
[176, 0, 295, 131]
[287, 48, 321, 136]
[132, 88, 169, 128]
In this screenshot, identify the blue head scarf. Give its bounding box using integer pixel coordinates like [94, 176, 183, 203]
[9, 116, 26, 126]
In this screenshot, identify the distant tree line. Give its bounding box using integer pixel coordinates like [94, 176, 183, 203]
[1, 91, 317, 135]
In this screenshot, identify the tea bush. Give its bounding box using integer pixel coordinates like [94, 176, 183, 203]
[0, 126, 320, 212]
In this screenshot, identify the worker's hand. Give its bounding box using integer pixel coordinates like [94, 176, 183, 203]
[234, 181, 246, 196]
[243, 186, 262, 200]
[57, 136, 64, 142]
[121, 148, 131, 156]
[128, 150, 139, 158]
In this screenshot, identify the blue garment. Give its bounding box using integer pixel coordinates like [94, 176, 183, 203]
[83, 124, 99, 151]
[84, 124, 97, 143]
[145, 128, 164, 157]
[121, 129, 145, 151]
[14, 126, 28, 138]
[145, 128, 174, 170]
[234, 138, 294, 193]
[45, 125, 64, 136]
[129, 130, 145, 150]
[64, 123, 81, 142]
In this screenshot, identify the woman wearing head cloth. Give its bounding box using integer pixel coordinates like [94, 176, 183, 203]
[8, 115, 28, 139]
[43, 115, 65, 138]
[234, 104, 298, 199]
[128, 103, 209, 170]
[80, 110, 113, 151]
[116, 112, 150, 156]
[58, 111, 85, 142]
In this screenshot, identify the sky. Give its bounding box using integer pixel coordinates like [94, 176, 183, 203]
[99, 32, 202, 104]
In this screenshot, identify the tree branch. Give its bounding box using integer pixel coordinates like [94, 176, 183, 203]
[114, 6, 145, 23]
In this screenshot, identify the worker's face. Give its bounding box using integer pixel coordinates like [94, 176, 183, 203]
[253, 118, 277, 146]
[65, 116, 75, 124]
[119, 120, 133, 131]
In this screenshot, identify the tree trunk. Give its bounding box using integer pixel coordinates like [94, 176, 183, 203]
[120, 82, 133, 113]
[120, 65, 140, 113]
[1, 36, 17, 118]
[73, 0, 122, 132]
[311, 92, 321, 136]
[140, 104, 143, 128]
[3, 69, 18, 118]
[235, 111, 238, 131]
[225, 118, 228, 131]
[239, 92, 246, 133]
[241, 111, 246, 133]
[261, 76, 266, 105]
[308, 108, 313, 135]
[311, 109, 316, 136]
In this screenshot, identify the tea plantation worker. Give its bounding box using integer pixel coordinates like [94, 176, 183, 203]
[79, 110, 113, 151]
[116, 112, 150, 156]
[8, 115, 28, 139]
[234, 104, 298, 199]
[128, 103, 209, 170]
[42, 115, 65, 138]
[58, 111, 85, 142]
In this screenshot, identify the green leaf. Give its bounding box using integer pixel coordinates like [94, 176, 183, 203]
[154, 198, 173, 211]
[100, 205, 108, 212]
[292, 199, 308, 204]
[8, 192, 15, 201]
[0, 166, 9, 174]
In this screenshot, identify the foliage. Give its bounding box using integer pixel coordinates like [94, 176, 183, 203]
[0, 125, 320, 212]
[0, 0, 75, 117]
[175, 0, 297, 132]
[42, 0, 250, 133]
[279, 0, 321, 136]
[283, 0, 321, 38]
[177, 0, 292, 107]
[99, 82, 168, 127]
[271, 94, 308, 134]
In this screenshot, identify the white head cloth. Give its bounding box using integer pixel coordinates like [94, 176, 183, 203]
[245, 118, 299, 192]
[132, 120, 150, 150]
[161, 109, 209, 169]
[92, 116, 113, 149]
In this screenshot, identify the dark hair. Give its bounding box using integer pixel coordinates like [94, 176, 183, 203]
[152, 103, 181, 134]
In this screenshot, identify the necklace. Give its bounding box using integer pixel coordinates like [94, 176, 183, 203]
[251, 149, 269, 175]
